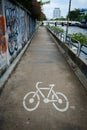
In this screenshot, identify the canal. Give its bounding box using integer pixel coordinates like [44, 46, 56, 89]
[44, 22, 87, 60]
[43, 21, 87, 36]
[60, 25, 87, 36]
[60, 25, 87, 60]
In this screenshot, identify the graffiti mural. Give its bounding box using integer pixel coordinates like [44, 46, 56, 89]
[0, 16, 7, 69]
[18, 9, 26, 46]
[4, 0, 30, 56]
[0, 16, 7, 54]
[0, 0, 36, 72]
[27, 15, 30, 40]
[5, 1, 19, 55]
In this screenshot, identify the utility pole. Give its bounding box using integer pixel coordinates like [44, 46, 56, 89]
[65, 0, 72, 41]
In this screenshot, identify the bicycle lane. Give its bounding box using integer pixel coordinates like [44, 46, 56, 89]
[0, 26, 87, 130]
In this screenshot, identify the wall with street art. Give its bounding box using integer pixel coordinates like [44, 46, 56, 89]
[0, 15, 7, 70]
[0, 0, 36, 73]
[4, 0, 28, 56]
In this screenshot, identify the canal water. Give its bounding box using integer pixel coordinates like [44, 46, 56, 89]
[59, 25, 87, 36]
[57, 25, 87, 60]
[45, 22, 87, 60]
[54, 24, 87, 60]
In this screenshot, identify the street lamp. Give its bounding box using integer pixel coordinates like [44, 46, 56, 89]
[65, 0, 72, 41]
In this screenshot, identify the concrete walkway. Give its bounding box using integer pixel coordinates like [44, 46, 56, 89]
[0, 27, 87, 130]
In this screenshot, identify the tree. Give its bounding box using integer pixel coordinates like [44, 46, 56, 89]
[69, 8, 87, 23]
[12, 0, 49, 20]
[12, 0, 42, 19]
[69, 9, 80, 21]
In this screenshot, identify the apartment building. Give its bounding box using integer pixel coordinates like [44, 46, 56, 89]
[53, 8, 61, 19]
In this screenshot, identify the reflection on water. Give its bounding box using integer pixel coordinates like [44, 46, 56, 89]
[60, 25, 87, 36]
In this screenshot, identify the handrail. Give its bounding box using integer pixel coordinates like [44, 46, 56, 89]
[80, 44, 87, 55]
[66, 35, 87, 57]
[47, 26, 87, 60]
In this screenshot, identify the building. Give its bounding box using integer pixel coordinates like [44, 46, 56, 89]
[80, 8, 87, 24]
[53, 8, 61, 19]
[80, 8, 87, 15]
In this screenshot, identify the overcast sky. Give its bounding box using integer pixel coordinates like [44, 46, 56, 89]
[41, 0, 87, 19]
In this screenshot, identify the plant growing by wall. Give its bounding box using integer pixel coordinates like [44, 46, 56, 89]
[69, 33, 87, 45]
[50, 26, 64, 33]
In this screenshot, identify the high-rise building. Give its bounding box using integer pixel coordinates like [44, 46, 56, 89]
[53, 8, 61, 19]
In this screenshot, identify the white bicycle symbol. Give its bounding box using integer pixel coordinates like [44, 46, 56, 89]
[23, 82, 69, 112]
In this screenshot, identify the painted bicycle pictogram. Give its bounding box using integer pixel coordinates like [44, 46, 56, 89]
[23, 82, 69, 112]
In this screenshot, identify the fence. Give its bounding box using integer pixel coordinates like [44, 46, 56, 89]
[47, 26, 87, 60]
[47, 26, 87, 78]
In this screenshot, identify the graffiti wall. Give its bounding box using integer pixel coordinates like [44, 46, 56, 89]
[4, 0, 30, 57]
[18, 9, 27, 46]
[0, 0, 36, 72]
[0, 16, 7, 69]
[5, 1, 21, 56]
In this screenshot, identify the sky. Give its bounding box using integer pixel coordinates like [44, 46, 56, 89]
[39, 0, 87, 19]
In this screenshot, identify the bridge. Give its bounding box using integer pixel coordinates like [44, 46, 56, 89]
[0, 26, 87, 130]
[43, 20, 87, 28]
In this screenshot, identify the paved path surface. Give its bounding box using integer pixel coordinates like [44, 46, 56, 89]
[0, 27, 87, 130]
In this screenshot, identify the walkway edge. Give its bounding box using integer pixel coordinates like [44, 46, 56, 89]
[0, 31, 36, 91]
[48, 29, 87, 90]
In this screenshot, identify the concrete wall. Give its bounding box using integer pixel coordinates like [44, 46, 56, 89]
[0, 0, 37, 76]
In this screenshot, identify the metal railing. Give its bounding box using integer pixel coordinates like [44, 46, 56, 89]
[66, 36, 87, 59]
[47, 26, 87, 60]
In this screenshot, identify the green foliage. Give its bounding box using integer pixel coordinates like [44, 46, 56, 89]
[69, 8, 87, 22]
[69, 33, 87, 45]
[54, 17, 66, 21]
[77, 14, 87, 22]
[84, 14, 87, 20]
[13, 0, 42, 20]
[69, 9, 80, 21]
[47, 24, 50, 28]
[51, 26, 64, 33]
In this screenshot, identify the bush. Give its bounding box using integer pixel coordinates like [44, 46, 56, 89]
[69, 33, 87, 45]
[51, 26, 64, 33]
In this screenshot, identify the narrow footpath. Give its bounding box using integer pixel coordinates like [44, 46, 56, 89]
[0, 27, 87, 130]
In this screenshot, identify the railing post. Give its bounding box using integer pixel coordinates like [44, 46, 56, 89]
[77, 41, 81, 57]
[65, 0, 72, 41]
[69, 37, 72, 48]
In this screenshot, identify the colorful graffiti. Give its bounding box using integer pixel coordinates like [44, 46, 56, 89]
[4, 0, 30, 56]
[0, 16, 7, 55]
[0, 0, 36, 71]
[18, 9, 27, 45]
[0, 16, 7, 70]
[5, 2, 19, 55]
